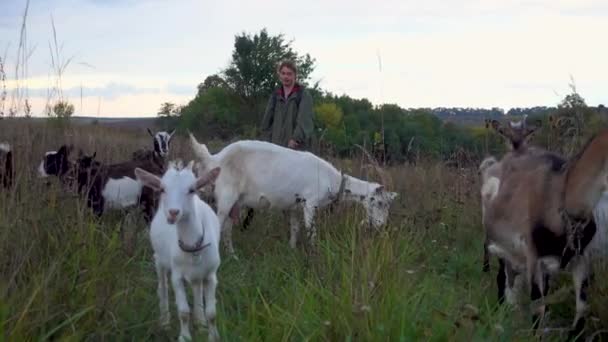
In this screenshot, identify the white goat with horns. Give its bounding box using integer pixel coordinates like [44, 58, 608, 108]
[189, 134, 398, 257]
[135, 161, 222, 342]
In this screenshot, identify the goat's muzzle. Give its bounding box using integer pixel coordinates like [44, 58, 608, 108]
[167, 209, 180, 224]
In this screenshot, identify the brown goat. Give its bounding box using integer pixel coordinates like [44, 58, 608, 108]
[483, 131, 608, 338]
[76, 152, 165, 222]
[479, 116, 543, 273]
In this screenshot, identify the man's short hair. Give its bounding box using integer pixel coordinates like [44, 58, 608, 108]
[277, 60, 297, 75]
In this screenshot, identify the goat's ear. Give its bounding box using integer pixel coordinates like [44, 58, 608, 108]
[195, 167, 221, 189]
[91, 151, 97, 159]
[147, 128, 155, 137]
[168, 129, 176, 140]
[135, 167, 162, 191]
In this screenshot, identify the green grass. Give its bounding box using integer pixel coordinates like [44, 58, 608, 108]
[1, 121, 607, 341]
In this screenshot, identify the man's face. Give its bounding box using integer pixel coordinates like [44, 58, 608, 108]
[279, 66, 296, 87]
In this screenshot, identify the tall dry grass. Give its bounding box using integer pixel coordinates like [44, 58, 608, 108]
[0, 120, 607, 341]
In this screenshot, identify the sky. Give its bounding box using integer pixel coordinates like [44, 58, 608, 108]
[1, 0, 607, 117]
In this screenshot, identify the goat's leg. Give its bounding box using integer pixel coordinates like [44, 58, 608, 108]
[140, 187, 156, 223]
[155, 258, 170, 328]
[569, 256, 590, 340]
[504, 263, 521, 306]
[193, 280, 206, 328]
[241, 208, 255, 231]
[203, 273, 220, 342]
[170, 273, 192, 342]
[530, 268, 550, 330]
[289, 210, 301, 249]
[482, 237, 491, 272]
[496, 258, 507, 304]
[222, 216, 236, 259]
[303, 204, 317, 246]
[88, 191, 104, 217]
[216, 196, 239, 259]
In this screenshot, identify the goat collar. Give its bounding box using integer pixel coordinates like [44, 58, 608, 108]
[178, 232, 211, 254]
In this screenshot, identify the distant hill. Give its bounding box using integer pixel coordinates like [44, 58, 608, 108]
[3, 104, 605, 131]
[70, 116, 158, 130]
[429, 106, 559, 126]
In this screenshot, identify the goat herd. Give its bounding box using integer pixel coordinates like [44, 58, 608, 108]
[1, 119, 608, 340]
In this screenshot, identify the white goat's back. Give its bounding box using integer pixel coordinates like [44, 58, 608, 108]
[213, 141, 340, 209]
[102, 177, 143, 209]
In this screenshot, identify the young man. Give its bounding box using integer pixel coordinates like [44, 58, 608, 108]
[242, 60, 315, 231]
[260, 60, 314, 150]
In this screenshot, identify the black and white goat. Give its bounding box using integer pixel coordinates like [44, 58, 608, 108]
[76, 152, 164, 221]
[37, 145, 74, 181]
[0, 142, 13, 189]
[132, 129, 175, 161]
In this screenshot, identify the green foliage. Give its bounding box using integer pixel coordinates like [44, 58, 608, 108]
[3, 122, 608, 341]
[170, 29, 608, 164]
[179, 86, 242, 139]
[315, 102, 343, 129]
[223, 28, 316, 101]
[157, 102, 180, 117]
[51, 101, 74, 118]
[546, 84, 603, 156]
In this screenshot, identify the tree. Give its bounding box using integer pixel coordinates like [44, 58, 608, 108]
[315, 102, 343, 129]
[223, 28, 316, 101]
[52, 101, 74, 118]
[551, 82, 598, 156]
[158, 102, 178, 117]
[197, 74, 229, 95]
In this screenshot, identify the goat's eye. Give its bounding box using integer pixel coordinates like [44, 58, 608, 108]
[189, 188, 196, 194]
[159, 188, 165, 193]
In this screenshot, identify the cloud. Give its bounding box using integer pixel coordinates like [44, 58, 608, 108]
[8, 81, 196, 101]
[1, 0, 607, 116]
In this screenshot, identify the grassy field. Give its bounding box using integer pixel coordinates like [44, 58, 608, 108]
[1, 120, 607, 341]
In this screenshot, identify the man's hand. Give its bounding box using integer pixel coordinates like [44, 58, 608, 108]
[288, 139, 299, 149]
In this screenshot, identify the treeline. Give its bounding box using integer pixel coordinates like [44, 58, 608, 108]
[157, 29, 607, 165]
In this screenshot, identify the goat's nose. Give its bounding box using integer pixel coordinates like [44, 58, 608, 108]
[168, 209, 180, 218]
